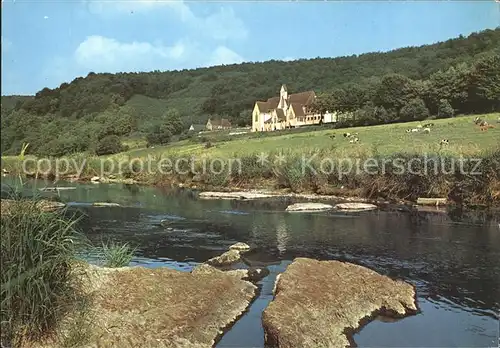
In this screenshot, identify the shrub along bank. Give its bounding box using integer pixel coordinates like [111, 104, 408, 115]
[2, 147, 499, 207]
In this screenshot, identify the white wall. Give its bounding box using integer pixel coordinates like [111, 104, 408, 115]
[323, 111, 337, 124]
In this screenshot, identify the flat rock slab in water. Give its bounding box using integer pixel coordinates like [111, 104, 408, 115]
[39, 187, 77, 192]
[90, 176, 138, 185]
[262, 258, 418, 348]
[199, 191, 276, 200]
[285, 203, 334, 212]
[33, 263, 257, 347]
[416, 197, 448, 206]
[334, 202, 378, 211]
[92, 202, 121, 207]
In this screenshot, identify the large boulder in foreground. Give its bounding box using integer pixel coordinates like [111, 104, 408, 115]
[262, 258, 418, 348]
[31, 263, 257, 348]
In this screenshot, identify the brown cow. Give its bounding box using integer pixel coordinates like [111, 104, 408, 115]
[474, 117, 495, 131]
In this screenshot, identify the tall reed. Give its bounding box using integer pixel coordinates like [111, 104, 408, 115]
[1, 197, 82, 346]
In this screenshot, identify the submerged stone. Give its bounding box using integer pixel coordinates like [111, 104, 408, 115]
[245, 267, 270, 282]
[262, 258, 418, 348]
[206, 249, 242, 267]
[285, 202, 334, 212]
[229, 242, 251, 251]
[192, 263, 268, 283]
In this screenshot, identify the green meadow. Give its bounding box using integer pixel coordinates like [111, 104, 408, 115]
[114, 113, 500, 161]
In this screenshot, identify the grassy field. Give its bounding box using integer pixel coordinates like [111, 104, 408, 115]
[117, 113, 500, 160]
[1, 113, 499, 206]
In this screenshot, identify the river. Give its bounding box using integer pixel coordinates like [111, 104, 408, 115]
[2, 177, 499, 347]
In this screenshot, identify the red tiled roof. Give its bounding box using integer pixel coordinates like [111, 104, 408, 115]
[255, 87, 316, 119]
[288, 91, 315, 106]
[275, 108, 286, 121]
[266, 97, 280, 109]
[256, 101, 270, 112]
[290, 103, 305, 117]
[211, 118, 232, 127]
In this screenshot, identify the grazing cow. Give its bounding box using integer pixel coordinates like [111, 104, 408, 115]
[475, 117, 495, 131]
[439, 139, 449, 146]
[423, 127, 431, 134]
[343, 132, 351, 138]
[416, 124, 423, 129]
[422, 123, 435, 128]
[349, 137, 359, 143]
[329, 134, 336, 139]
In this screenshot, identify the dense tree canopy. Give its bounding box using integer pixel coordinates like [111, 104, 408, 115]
[312, 52, 500, 127]
[1, 27, 499, 157]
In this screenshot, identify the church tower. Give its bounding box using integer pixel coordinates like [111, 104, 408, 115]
[279, 84, 288, 110]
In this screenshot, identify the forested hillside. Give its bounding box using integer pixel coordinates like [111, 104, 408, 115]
[1, 27, 499, 157]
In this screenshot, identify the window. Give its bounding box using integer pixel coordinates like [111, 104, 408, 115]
[254, 112, 258, 123]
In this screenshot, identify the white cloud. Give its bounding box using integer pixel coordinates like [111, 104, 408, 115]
[74, 35, 191, 73]
[206, 46, 245, 67]
[84, 0, 248, 42]
[42, 35, 245, 88]
[198, 8, 248, 41]
[282, 57, 295, 62]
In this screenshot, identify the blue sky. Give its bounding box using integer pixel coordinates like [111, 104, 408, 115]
[1, 0, 499, 95]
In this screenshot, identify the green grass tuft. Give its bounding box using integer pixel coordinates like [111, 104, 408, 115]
[101, 241, 136, 268]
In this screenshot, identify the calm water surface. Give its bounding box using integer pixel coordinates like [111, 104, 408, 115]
[3, 177, 499, 347]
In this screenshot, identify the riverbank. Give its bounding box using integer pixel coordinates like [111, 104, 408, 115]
[2, 184, 498, 347]
[2, 114, 499, 207]
[0, 197, 260, 348]
[2, 148, 500, 208]
[13, 256, 419, 348]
